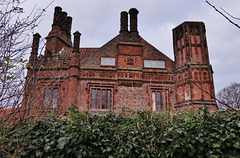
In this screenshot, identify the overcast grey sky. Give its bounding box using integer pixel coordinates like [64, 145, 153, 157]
[21, 0, 240, 93]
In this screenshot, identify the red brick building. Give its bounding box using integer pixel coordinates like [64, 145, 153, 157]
[24, 7, 217, 115]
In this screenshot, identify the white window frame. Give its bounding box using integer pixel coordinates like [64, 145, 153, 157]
[144, 60, 165, 68]
[101, 57, 115, 66]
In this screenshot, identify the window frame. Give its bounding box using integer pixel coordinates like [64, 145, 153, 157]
[101, 57, 116, 66]
[151, 89, 168, 111]
[43, 87, 59, 108]
[144, 59, 165, 68]
[90, 87, 113, 110]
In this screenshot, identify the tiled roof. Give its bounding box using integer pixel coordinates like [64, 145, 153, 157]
[57, 47, 99, 60]
[80, 48, 99, 59]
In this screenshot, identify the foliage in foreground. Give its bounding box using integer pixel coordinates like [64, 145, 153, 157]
[0, 107, 240, 158]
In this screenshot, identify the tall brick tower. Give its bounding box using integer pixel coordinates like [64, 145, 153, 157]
[173, 22, 217, 111]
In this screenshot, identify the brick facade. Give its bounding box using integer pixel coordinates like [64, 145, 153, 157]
[24, 7, 217, 115]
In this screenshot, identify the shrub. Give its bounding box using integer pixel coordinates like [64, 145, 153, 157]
[0, 107, 240, 157]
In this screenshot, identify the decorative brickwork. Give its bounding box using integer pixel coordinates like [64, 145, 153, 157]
[173, 22, 216, 109]
[24, 7, 217, 116]
[115, 85, 150, 112]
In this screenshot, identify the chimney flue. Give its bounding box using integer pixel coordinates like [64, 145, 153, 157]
[120, 11, 128, 33]
[29, 33, 41, 65]
[129, 8, 139, 42]
[61, 11, 68, 32]
[73, 31, 81, 52]
[52, 6, 62, 27]
[67, 16, 72, 35]
[32, 33, 41, 55]
[129, 8, 139, 33]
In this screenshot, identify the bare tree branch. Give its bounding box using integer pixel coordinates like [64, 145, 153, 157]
[220, 7, 240, 21]
[206, 0, 240, 29]
[193, 82, 240, 114]
[0, 0, 56, 126]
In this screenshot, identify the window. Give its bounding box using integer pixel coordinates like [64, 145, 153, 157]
[44, 88, 59, 108]
[101, 57, 115, 66]
[52, 88, 59, 107]
[91, 88, 112, 109]
[144, 60, 165, 68]
[151, 90, 167, 111]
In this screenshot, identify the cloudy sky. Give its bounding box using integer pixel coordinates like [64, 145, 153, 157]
[21, 0, 240, 93]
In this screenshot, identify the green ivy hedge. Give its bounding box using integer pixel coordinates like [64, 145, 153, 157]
[1, 107, 240, 158]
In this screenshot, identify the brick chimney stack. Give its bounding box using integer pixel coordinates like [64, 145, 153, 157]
[29, 33, 41, 65]
[50, 6, 72, 43]
[61, 11, 68, 32]
[120, 11, 129, 41]
[120, 11, 128, 33]
[73, 31, 81, 52]
[69, 31, 81, 107]
[52, 6, 62, 27]
[45, 6, 72, 57]
[129, 8, 139, 42]
[32, 33, 41, 55]
[66, 16, 72, 39]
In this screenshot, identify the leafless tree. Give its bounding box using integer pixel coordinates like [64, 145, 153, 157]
[217, 82, 240, 109]
[206, 1, 240, 29]
[0, 0, 56, 125]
